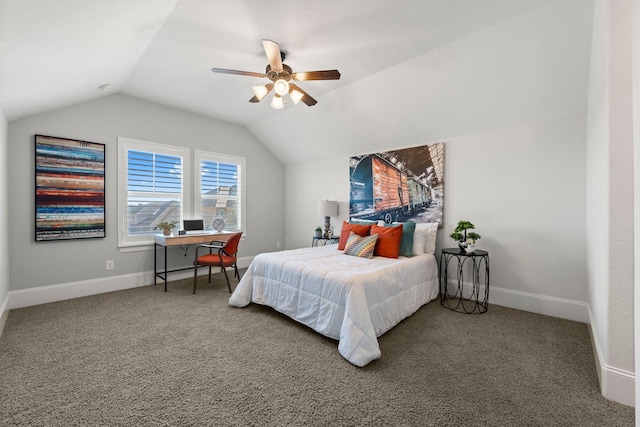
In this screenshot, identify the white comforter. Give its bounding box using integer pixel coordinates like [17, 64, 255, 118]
[228, 244, 439, 367]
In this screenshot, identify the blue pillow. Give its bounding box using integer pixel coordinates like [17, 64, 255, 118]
[349, 219, 377, 225]
[388, 221, 415, 257]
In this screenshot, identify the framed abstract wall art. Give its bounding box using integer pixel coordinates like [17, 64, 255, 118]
[35, 134, 106, 241]
[349, 142, 444, 227]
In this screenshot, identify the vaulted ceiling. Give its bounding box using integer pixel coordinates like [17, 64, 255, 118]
[0, 0, 593, 165]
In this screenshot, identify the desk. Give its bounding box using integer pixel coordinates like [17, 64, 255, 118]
[154, 232, 233, 291]
[439, 248, 490, 314]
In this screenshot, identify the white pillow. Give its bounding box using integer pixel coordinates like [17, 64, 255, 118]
[414, 222, 439, 255]
[412, 226, 427, 255]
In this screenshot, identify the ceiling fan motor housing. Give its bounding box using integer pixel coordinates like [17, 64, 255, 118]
[266, 63, 293, 81]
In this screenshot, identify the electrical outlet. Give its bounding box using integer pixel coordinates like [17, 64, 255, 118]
[106, 260, 115, 270]
[276, 241, 281, 249]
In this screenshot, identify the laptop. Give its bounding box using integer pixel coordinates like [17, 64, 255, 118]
[183, 219, 204, 235]
[182, 220, 223, 246]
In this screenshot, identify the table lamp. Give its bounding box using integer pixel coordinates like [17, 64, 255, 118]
[318, 200, 338, 239]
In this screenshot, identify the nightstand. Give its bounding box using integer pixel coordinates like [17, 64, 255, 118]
[312, 236, 339, 247]
[439, 248, 490, 314]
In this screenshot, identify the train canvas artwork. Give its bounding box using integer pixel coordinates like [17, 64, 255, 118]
[349, 143, 444, 226]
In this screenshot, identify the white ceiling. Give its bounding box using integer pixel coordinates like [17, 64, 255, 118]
[1, 0, 555, 123]
[0, 0, 593, 165]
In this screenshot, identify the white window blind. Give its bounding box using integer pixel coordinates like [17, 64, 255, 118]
[195, 150, 245, 232]
[127, 150, 183, 235]
[118, 139, 245, 249]
[118, 138, 189, 247]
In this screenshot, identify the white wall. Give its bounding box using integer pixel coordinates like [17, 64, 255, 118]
[283, 0, 591, 318]
[633, 0, 640, 417]
[0, 108, 9, 336]
[586, 0, 611, 390]
[586, 0, 635, 407]
[286, 116, 588, 314]
[250, 0, 594, 167]
[284, 0, 633, 407]
[7, 94, 285, 293]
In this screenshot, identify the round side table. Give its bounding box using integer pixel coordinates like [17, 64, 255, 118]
[312, 236, 339, 247]
[439, 248, 490, 314]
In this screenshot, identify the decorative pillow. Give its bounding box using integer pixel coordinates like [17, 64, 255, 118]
[414, 222, 439, 255]
[390, 221, 415, 257]
[338, 221, 372, 250]
[348, 218, 377, 225]
[343, 232, 378, 259]
[370, 224, 403, 258]
[412, 224, 427, 255]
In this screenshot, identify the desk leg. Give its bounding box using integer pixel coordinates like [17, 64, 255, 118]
[164, 245, 168, 292]
[154, 243, 157, 286]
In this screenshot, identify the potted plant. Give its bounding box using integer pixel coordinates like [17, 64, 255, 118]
[314, 226, 323, 238]
[450, 220, 481, 252]
[156, 221, 178, 236]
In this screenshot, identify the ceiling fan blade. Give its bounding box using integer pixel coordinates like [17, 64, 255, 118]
[262, 39, 283, 72]
[211, 68, 266, 78]
[291, 70, 341, 81]
[289, 83, 317, 106]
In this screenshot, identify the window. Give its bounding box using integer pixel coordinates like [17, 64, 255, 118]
[118, 138, 189, 247]
[118, 138, 245, 249]
[194, 150, 245, 232]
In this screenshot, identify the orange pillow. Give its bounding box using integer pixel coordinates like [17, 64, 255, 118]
[337, 221, 372, 250]
[370, 224, 403, 258]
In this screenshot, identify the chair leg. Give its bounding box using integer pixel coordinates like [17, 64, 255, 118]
[222, 267, 232, 293]
[208, 266, 212, 283]
[193, 263, 198, 294]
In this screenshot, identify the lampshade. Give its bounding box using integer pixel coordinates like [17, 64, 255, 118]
[274, 79, 289, 96]
[271, 94, 284, 109]
[252, 84, 271, 101]
[318, 200, 338, 217]
[290, 88, 303, 105]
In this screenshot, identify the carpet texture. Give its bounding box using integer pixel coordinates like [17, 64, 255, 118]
[0, 273, 634, 426]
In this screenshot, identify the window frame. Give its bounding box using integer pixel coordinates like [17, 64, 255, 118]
[117, 138, 246, 251]
[193, 149, 246, 234]
[118, 137, 191, 249]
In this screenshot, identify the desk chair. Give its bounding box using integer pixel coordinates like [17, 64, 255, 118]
[193, 231, 243, 294]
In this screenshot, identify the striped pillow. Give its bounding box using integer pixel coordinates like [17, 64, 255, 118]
[343, 231, 378, 259]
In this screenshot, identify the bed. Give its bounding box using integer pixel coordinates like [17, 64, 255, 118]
[228, 242, 439, 367]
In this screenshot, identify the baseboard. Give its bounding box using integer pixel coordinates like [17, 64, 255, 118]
[8, 271, 154, 310]
[444, 280, 590, 323]
[8, 256, 254, 310]
[0, 291, 9, 340]
[588, 306, 636, 407]
[6, 265, 633, 408]
[445, 279, 634, 407]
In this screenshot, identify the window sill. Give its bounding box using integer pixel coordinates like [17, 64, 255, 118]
[118, 243, 154, 253]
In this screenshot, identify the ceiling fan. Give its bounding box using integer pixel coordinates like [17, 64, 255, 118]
[212, 39, 341, 109]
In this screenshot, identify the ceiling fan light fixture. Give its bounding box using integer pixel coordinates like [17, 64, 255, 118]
[290, 89, 303, 105]
[252, 84, 270, 101]
[273, 79, 289, 96]
[271, 94, 285, 109]
[212, 39, 339, 108]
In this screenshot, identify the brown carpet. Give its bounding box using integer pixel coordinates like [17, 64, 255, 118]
[0, 273, 634, 426]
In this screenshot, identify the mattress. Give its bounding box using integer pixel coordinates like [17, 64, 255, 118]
[229, 244, 439, 366]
